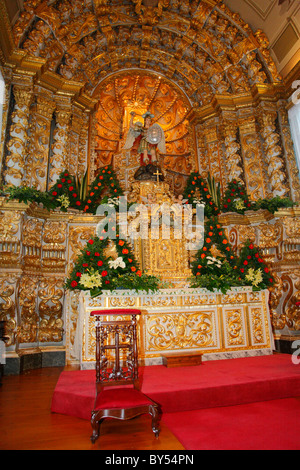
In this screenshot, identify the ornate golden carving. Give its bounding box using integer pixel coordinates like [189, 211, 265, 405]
[258, 110, 289, 198]
[0, 275, 18, 346]
[4, 86, 33, 186]
[38, 277, 64, 342]
[146, 311, 216, 351]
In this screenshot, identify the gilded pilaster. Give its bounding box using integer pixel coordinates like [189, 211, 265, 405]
[257, 110, 290, 198]
[223, 121, 244, 184]
[202, 121, 227, 195]
[239, 116, 270, 200]
[25, 92, 56, 191]
[49, 107, 72, 186]
[4, 85, 33, 187]
[68, 106, 85, 176]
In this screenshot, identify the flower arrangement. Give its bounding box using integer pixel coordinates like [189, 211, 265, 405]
[221, 180, 253, 214]
[183, 172, 220, 218]
[83, 166, 124, 214]
[49, 170, 83, 211]
[236, 240, 274, 289]
[189, 216, 274, 293]
[65, 234, 161, 297]
[221, 180, 295, 215]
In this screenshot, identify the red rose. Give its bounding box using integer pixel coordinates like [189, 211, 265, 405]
[88, 239, 94, 245]
[76, 201, 81, 206]
[82, 263, 88, 267]
[101, 270, 108, 277]
[105, 280, 110, 284]
[97, 260, 103, 266]
[86, 251, 91, 256]
[71, 280, 78, 287]
[94, 252, 100, 256]
[249, 244, 254, 249]
[61, 178, 65, 183]
[240, 268, 244, 273]
[76, 272, 82, 277]
[57, 184, 62, 188]
[72, 193, 77, 198]
[67, 179, 72, 183]
[243, 260, 248, 265]
[69, 186, 74, 191]
[247, 255, 251, 259]
[264, 268, 269, 273]
[52, 191, 57, 196]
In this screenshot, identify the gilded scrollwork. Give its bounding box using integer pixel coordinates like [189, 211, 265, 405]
[0, 275, 18, 346]
[38, 277, 65, 342]
[4, 86, 33, 187]
[146, 311, 216, 351]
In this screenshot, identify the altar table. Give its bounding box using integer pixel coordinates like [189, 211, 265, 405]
[74, 287, 274, 369]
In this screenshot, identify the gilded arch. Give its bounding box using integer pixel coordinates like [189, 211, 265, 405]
[1, 0, 299, 201]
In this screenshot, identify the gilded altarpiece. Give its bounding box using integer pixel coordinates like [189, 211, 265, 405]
[0, 0, 300, 368]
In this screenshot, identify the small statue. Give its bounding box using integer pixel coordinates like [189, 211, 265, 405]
[123, 111, 166, 177]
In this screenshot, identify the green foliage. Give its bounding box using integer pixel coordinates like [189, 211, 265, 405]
[254, 196, 295, 213]
[75, 170, 88, 202]
[5, 185, 56, 211]
[206, 173, 221, 210]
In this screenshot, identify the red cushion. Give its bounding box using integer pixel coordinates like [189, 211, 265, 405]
[90, 309, 141, 316]
[94, 388, 152, 410]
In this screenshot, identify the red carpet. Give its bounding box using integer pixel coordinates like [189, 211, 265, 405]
[162, 398, 300, 450]
[51, 354, 300, 420]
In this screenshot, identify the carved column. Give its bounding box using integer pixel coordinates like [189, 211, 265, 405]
[49, 106, 72, 186]
[4, 85, 33, 187]
[25, 92, 56, 191]
[239, 116, 270, 200]
[202, 120, 227, 195]
[68, 106, 85, 176]
[223, 121, 244, 184]
[0, 67, 12, 178]
[258, 110, 290, 198]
